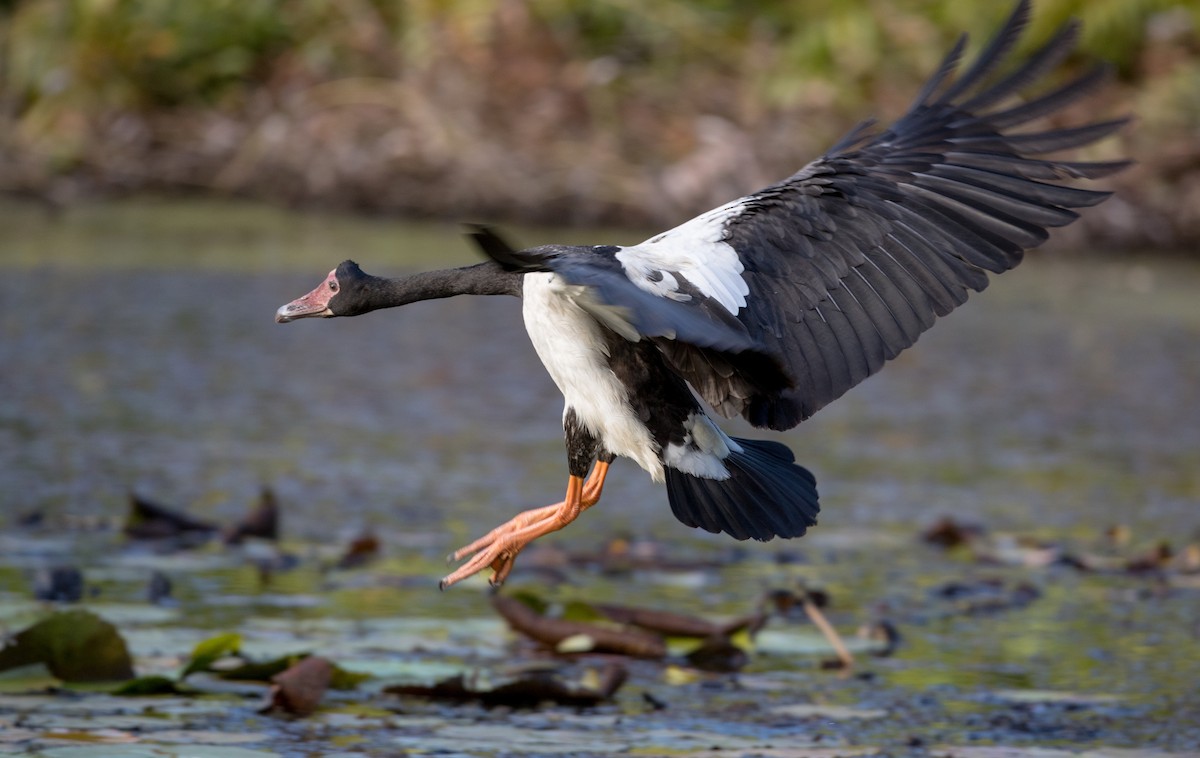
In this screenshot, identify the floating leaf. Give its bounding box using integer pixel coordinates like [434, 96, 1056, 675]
[0, 610, 134, 682]
[223, 486, 280, 544]
[112, 674, 192, 696]
[327, 662, 372, 691]
[180, 632, 242, 679]
[334, 530, 381, 569]
[492, 593, 665, 658]
[921, 516, 987, 548]
[385, 662, 626, 708]
[262, 655, 333, 716]
[217, 653, 369, 691]
[663, 665, 700, 686]
[216, 654, 305, 683]
[124, 491, 217, 541]
[507, 590, 549, 615]
[683, 636, 748, 673]
[595, 602, 760, 638]
[558, 599, 609, 623]
[856, 619, 902, 657]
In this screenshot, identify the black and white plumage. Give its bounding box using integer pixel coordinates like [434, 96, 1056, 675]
[277, 0, 1127, 588]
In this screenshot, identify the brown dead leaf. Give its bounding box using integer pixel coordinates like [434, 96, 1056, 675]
[224, 486, 280, 544]
[765, 587, 831, 619]
[334, 529, 381, 569]
[1105, 523, 1133, 549]
[262, 655, 332, 716]
[1175, 543, 1200, 573]
[1124, 541, 1173, 574]
[921, 516, 987, 548]
[683, 636, 748, 673]
[492, 594, 666, 658]
[931, 578, 1041, 615]
[971, 535, 1064, 568]
[594, 603, 761, 639]
[857, 619, 902, 657]
[124, 491, 217, 541]
[1065, 540, 1192, 576]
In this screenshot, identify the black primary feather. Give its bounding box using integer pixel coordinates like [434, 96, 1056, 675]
[704, 2, 1129, 429]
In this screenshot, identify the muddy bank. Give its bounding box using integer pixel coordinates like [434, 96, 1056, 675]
[1, 2, 1196, 248]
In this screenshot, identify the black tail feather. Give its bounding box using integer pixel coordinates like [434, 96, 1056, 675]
[464, 224, 548, 272]
[665, 438, 819, 541]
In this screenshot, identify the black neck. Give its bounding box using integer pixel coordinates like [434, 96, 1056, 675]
[341, 261, 522, 315]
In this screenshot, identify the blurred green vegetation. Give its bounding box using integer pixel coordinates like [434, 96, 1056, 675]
[0, 0, 1197, 245]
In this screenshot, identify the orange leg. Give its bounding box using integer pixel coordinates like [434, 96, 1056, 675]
[440, 461, 611, 589]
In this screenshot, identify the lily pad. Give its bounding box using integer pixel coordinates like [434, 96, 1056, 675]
[0, 610, 134, 682]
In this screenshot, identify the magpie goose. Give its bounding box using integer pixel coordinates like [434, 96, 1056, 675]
[276, 0, 1127, 588]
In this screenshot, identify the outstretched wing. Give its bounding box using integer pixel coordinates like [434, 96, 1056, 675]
[607, 0, 1128, 430]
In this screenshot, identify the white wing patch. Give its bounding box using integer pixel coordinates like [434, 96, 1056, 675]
[615, 198, 750, 316]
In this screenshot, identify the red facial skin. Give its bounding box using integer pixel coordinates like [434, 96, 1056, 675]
[276, 269, 339, 323]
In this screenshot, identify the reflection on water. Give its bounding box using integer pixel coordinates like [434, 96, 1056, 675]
[1, 199, 1199, 749]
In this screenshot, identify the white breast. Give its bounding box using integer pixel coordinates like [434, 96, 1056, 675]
[522, 273, 664, 480]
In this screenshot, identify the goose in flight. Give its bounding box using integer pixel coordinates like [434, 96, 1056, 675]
[276, 0, 1127, 588]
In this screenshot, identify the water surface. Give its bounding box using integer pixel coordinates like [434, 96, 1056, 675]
[1, 199, 1198, 754]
